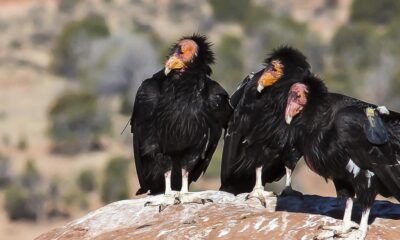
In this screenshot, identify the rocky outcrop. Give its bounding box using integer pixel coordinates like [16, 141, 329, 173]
[36, 191, 400, 240]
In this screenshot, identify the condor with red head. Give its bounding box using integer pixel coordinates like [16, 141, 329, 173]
[285, 75, 400, 239]
[220, 46, 310, 204]
[131, 35, 232, 211]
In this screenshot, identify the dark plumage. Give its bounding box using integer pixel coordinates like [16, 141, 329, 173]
[131, 35, 232, 203]
[285, 75, 400, 239]
[220, 47, 310, 198]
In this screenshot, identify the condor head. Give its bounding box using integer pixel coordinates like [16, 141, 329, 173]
[285, 83, 308, 124]
[164, 34, 214, 76]
[284, 75, 327, 125]
[257, 46, 310, 93]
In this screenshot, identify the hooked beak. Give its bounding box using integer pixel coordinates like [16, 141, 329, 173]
[257, 83, 264, 93]
[285, 115, 293, 125]
[164, 67, 171, 76]
[164, 56, 185, 76]
[257, 71, 279, 93]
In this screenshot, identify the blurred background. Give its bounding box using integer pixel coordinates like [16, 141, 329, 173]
[0, 0, 399, 238]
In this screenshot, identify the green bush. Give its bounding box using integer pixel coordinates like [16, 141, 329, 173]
[351, 0, 400, 25]
[21, 160, 41, 190]
[119, 94, 133, 116]
[3, 161, 44, 221]
[328, 22, 382, 94]
[58, 0, 79, 13]
[63, 186, 89, 210]
[101, 157, 130, 204]
[242, 6, 272, 33]
[209, 0, 250, 22]
[384, 20, 400, 54]
[214, 35, 245, 92]
[0, 153, 11, 187]
[51, 14, 109, 78]
[4, 184, 37, 221]
[332, 22, 382, 70]
[77, 169, 97, 192]
[49, 90, 111, 154]
[17, 136, 28, 151]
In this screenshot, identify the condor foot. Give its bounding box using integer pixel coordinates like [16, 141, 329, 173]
[337, 228, 367, 240]
[175, 192, 213, 205]
[314, 222, 360, 240]
[245, 187, 275, 207]
[144, 192, 180, 212]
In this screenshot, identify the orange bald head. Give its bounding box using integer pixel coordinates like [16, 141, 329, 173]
[257, 60, 284, 92]
[164, 39, 198, 75]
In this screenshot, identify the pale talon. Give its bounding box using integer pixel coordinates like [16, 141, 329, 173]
[176, 194, 211, 204]
[159, 204, 168, 212]
[246, 187, 274, 207]
[245, 167, 275, 207]
[339, 228, 368, 240]
[314, 230, 334, 240]
[201, 199, 213, 204]
[322, 221, 359, 236]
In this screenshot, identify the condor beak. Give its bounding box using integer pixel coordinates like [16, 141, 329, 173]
[164, 56, 185, 75]
[257, 83, 264, 93]
[257, 71, 279, 93]
[164, 67, 171, 76]
[285, 115, 293, 125]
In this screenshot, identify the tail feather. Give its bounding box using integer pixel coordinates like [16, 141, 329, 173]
[375, 164, 400, 202]
[220, 131, 256, 194]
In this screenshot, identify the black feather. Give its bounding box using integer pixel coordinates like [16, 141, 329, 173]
[132, 35, 231, 195]
[220, 46, 310, 194]
[294, 75, 400, 211]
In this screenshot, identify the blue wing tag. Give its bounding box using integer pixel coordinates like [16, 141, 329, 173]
[364, 107, 389, 145]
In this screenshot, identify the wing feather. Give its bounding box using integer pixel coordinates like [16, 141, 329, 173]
[189, 80, 232, 183]
[131, 70, 164, 194]
[335, 106, 400, 201]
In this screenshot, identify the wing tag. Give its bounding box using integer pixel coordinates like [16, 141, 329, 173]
[364, 107, 389, 145]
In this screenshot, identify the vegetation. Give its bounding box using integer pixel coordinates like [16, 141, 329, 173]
[58, 0, 80, 13]
[0, 153, 11, 187]
[49, 90, 111, 154]
[327, 0, 400, 102]
[4, 185, 37, 220]
[51, 14, 109, 78]
[101, 157, 130, 204]
[63, 186, 90, 210]
[4, 161, 43, 221]
[17, 136, 28, 151]
[351, 0, 400, 25]
[120, 94, 133, 116]
[21, 160, 41, 190]
[77, 169, 97, 192]
[214, 34, 244, 92]
[209, 0, 250, 22]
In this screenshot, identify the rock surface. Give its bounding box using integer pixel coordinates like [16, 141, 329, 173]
[36, 191, 400, 240]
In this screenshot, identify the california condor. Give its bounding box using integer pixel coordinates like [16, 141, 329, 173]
[220, 46, 310, 205]
[131, 34, 232, 211]
[284, 75, 400, 239]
